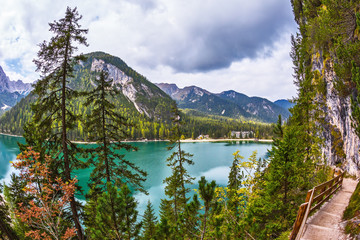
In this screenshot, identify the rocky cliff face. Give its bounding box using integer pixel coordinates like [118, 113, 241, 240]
[91, 58, 150, 116]
[89, 57, 172, 119]
[315, 55, 360, 177]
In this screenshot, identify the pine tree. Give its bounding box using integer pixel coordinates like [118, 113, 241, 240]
[85, 183, 142, 240]
[122, 185, 142, 240]
[84, 70, 146, 193]
[83, 70, 146, 239]
[31, 7, 88, 239]
[18, 120, 49, 170]
[245, 124, 314, 239]
[161, 106, 194, 237]
[227, 150, 244, 209]
[183, 194, 201, 238]
[197, 176, 218, 240]
[155, 218, 172, 240]
[142, 201, 157, 239]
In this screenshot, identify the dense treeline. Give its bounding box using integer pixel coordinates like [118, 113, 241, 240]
[0, 94, 274, 140]
[0, 54, 274, 141]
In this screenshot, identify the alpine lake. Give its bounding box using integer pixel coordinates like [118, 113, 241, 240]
[0, 134, 271, 215]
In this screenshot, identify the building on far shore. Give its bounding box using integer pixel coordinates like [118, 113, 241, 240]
[231, 131, 254, 139]
[197, 134, 210, 140]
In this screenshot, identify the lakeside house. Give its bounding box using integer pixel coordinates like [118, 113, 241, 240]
[231, 131, 254, 139]
[197, 134, 210, 140]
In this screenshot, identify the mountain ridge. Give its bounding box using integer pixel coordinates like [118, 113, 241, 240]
[156, 83, 291, 123]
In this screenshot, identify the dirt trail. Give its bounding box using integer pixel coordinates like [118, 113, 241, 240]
[300, 178, 358, 240]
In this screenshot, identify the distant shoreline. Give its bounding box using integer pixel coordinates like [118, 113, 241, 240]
[0, 132, 273, 144]
[180, 138, 273, 143]
[0, 132, 23, 138]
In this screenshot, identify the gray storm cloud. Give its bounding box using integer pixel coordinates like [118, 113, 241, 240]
[131, 0, 295, 72]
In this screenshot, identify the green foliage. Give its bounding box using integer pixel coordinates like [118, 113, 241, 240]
[142, 201, 157, 240]
[351, 63, 360, 139]
[84, 70, 146, 194]
[246, 124, 313, 239]
[29, 7, 89, 239]
[197, 176, 221, 240]
[0, 94, 275, 141]
[330, 124, 346, 161]
[155, 217, 172, 240]
[6, 174, 32, 239]
[159, 106, 194, 238]
[227, 151, 244, 209]
[85, 183, 142, 240]
[181, 109, 274, 139]
[84, 70, 146, 240]
[343, 181, 360, 238]
[0, 183, 19, 240]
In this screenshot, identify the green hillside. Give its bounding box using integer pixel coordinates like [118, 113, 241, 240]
[0, 52, 274, 140]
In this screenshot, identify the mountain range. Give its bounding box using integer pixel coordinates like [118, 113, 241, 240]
[0, 66, 32, 114]
[155, 83, 292, 123]
[0, 52, 293, 139]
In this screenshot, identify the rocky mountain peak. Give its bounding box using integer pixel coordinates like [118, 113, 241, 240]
[88, 55, 173, 119]
[90, 58, 148, 116]
[155, 83, 179, 96]
[0, 65, 33, 115]
[0, 66, 32, 94]
[0, 66, 10, 92]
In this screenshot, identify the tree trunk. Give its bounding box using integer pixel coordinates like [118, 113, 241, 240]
[62, 39, 83, 240]
[201, 206, 208, 240]
[101, 78, 121, 239]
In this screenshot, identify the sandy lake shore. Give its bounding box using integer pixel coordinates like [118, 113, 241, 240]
[0, 132, 273, 144]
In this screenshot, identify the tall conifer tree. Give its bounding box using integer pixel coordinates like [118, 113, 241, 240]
[83, 70, 146, 239]
[31, 7, 88, 239]
[84, 70, 146, 193]
[160, 106, 194, 236]
[85, 183, 141, 240]
[142, 201, 157, 239]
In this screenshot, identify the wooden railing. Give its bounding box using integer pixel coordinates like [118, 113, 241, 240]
[289, 172, 344, 240]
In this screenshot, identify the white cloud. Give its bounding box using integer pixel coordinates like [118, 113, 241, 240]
[0, 0, 297, 100]
[142, 30, 296, 101]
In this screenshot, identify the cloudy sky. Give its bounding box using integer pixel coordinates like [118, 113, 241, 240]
[0, 0, 297, 101]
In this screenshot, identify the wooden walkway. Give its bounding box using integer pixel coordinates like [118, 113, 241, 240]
[300, 178, 358, 240]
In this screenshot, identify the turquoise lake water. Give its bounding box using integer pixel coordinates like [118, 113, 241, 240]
[0, 134, 271, 215]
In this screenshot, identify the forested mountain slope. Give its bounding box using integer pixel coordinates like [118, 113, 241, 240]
[0, 52, 175, 139]
[0, 52, 274, 140]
